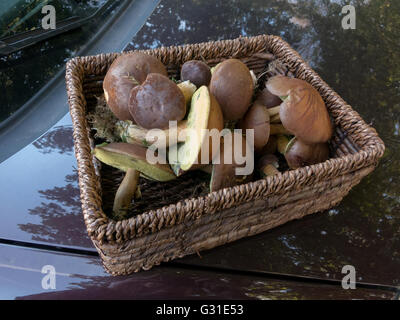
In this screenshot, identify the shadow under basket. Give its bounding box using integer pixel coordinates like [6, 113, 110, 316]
[66, 34, 385, 276]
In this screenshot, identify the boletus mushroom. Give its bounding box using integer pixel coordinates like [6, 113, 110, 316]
[210, 131, 254, 192]
[116, 120, 187, 148]
[237, 101, 270, 152]
[93, 142, 176, 217]
[103, 52, 168, 121]
[266, 75, 333, 144]
[257, 154, 279, 177]
[129, 73, 186, 129]
[169, 86, 224, 175]
[209, 59, 255, 121]
[284, 137, 330, 169]
[180, 60, 211, 87]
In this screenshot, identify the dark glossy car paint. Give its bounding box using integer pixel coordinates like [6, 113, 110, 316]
[0, 0, 399, 299]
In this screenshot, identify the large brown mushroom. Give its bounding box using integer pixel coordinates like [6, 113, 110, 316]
[129, 73, 186, 129]
[180, 60, 211, 87]
[266, 75, 333, 144]
[103, 52, 168, 121]
[209, 59, 254, 121]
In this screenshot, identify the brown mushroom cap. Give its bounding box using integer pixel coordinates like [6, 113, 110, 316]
[266, 75, 333, 144]
[237, 101, 270, 152]
[129, 73, 186, 129]
[284, 137, 330, 169]
[180, 60, 211, 87]
[210, 132, 253, 192]
[209, 59, 254, 121]
[256, 87, 282, 108]
[103, 52, 168, 121]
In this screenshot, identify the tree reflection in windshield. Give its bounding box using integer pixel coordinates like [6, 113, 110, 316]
[0, 0, 114, 124]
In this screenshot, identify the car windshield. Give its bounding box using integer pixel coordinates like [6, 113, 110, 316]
[0, 0, 118, 124]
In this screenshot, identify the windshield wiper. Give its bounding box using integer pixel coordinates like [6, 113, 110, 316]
[0, 0, 113, 56]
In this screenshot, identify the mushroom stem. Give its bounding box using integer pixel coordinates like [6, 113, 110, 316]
[177, 81, 197, 105]
[117, 120, 187, 147]
[261, 164, 280, 176]
[277, 134, 290, 154]
[113, 169, 140, 218]
[267, 105, 280, 117]
[270, 124, 292, 135]
[270, 113, 281, 123]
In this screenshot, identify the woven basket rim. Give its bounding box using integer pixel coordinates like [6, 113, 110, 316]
[65, 34, 385, 245]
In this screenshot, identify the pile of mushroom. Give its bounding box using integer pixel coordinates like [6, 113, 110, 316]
[93, 52, 333, 219]
[265, 75, 332, 169]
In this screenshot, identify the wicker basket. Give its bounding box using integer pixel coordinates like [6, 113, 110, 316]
[66, 35, 385, 275]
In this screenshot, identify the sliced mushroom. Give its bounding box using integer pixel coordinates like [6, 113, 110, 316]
[209, 59, 254, 121]
[180, 60, 211, 87]
[129, 73, 186, 129]
[266, 75, 333, 144]
[103, 52, 168, 121]
[169, 86, 224, 175]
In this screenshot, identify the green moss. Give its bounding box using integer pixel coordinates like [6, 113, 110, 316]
[87, 95, 121, 142]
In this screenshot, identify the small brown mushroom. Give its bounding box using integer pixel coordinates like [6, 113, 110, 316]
[266, 75, 333, 144]
[209, 59, 255, 121]
[257, 154, 279, 177]
[284, 137, 330, 169]
[237, 101, 270, 152]
[129, 73, 186, 129]
[210, 132, 254, 192]
[103, 52, 168, 121]
[180, 60, 211, 87]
